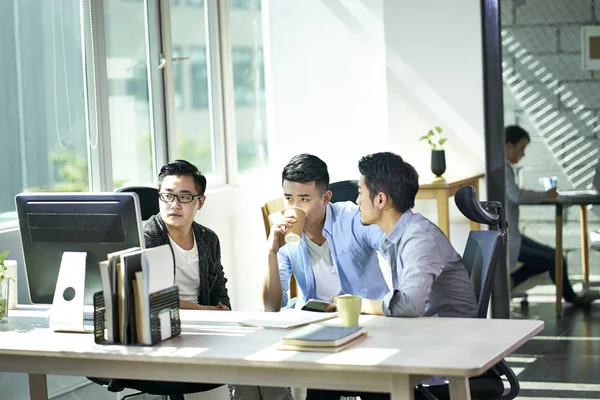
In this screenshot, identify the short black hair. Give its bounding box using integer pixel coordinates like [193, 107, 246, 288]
[158, 159, 207, 195]
[505, 125, 531, 145]
[282, 154, 330, 194]
[358, 152, 419, 213]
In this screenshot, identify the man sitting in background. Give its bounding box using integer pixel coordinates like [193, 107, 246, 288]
[504, 125, 597, 305]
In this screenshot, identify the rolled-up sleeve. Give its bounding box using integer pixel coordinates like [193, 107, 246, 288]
[382, 231, 445, 317]
[277, 249, 292, 307]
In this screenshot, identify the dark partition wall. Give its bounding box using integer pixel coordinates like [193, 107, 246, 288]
[481, 0, 510, 318]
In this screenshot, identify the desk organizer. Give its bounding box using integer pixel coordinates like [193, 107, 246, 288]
[93, 285, 181, 346]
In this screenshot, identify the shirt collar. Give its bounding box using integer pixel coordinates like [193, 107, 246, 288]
[323, 203, 334, 235]
[383, 209, 415, 249]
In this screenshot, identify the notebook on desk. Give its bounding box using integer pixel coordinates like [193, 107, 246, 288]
[277, 325, 367, 352]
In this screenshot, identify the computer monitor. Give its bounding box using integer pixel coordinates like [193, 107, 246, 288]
[15, 192, 144, 305]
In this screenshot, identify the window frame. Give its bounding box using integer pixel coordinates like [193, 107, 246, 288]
[0, 0, 267, 228]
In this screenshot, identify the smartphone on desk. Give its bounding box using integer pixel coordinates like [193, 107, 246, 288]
[301, 299, 333, 313]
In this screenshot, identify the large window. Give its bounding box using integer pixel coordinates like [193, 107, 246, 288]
[0, 0, 269, 223]
[172, 46, 184, 110]
[105, 0, 155, 189]
[190, 47, 210, 109]
[229, 0, 268, 174]
[0, 1, 89, 223]
[232, 47, 265, 106]
[169, 3, 215, 176]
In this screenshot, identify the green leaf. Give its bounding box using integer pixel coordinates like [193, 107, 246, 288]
[418, 135, 429, 141]
[0, 250, 10, 264]
[438, 138, 447, 147]
[435, 126, 442, 133]
[428, 130, 434, 136]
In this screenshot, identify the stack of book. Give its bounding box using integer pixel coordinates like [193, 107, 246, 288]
[278, 324, 367, 352]
[94, 244, 181, 346]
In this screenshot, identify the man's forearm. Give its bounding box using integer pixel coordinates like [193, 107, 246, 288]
[361, 298, 384, 315]
[180, 300, 220, 310]
[261, 251, 283, 312]
[180, 300, 201, 310]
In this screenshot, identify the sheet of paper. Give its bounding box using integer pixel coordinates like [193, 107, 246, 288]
[159, 310, 172, 341]
[239, 310, 338, 329]
[142, 245, 175, 295]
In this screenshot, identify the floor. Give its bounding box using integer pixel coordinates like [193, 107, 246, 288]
[509, 295, 600, 400]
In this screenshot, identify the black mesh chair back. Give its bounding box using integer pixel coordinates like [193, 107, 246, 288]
[116, 186, 160, 220]
[329, 180, 358, 204]
[462, 230, 502, 318]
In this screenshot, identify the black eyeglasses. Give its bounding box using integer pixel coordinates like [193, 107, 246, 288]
[158, 192, 203, 204]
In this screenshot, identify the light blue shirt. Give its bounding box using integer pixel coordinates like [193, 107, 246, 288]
[381, 209, 477, 318]
[277, 202, 389, 308]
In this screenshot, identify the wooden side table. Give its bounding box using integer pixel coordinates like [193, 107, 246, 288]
[416, 173, 485, 239]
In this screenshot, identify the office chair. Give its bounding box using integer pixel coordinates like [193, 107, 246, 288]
[88, 377, 221, 400]
[116, 186, 160, 220]
[329, 180, 358, 204]
[417, 186, 520, 400]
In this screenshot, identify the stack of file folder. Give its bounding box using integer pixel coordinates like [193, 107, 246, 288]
[93, 244, 181, 345]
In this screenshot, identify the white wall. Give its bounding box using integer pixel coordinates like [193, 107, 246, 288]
[264, 0, 390, 182]
[384, 0, 485, 179]
[264, 0, 486, 236]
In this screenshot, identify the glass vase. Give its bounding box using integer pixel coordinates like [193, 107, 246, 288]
[0, 279, 9, 325]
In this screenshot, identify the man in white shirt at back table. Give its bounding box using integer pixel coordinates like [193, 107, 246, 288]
[504, 125, 598, 305]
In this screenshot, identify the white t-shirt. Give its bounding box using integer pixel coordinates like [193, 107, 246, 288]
[305, 238, 341, 301]
[169, 235, 200, 303]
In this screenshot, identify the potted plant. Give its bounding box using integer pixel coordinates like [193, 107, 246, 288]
[419, 126, 447, 177]
[0, 250, 11, 324]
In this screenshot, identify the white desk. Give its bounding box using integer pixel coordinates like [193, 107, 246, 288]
[0, 310, 543, 400]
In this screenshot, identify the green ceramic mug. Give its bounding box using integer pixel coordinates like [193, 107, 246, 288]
[334, 294, 362, 326]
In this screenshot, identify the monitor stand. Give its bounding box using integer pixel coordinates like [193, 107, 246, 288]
[49, 251, 92, 333]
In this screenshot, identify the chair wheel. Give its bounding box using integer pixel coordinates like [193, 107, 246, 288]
[520, 299, 529, 309]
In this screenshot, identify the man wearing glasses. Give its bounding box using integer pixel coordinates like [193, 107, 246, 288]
[145, 160, 292, 400]
[144, 159, 231, 311]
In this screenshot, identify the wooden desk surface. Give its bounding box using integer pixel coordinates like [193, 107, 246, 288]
[0, 309, 542, 389]
[418, 174, 485, 189]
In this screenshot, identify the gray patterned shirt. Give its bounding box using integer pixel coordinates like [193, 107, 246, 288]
[380, 209, 477, 318]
